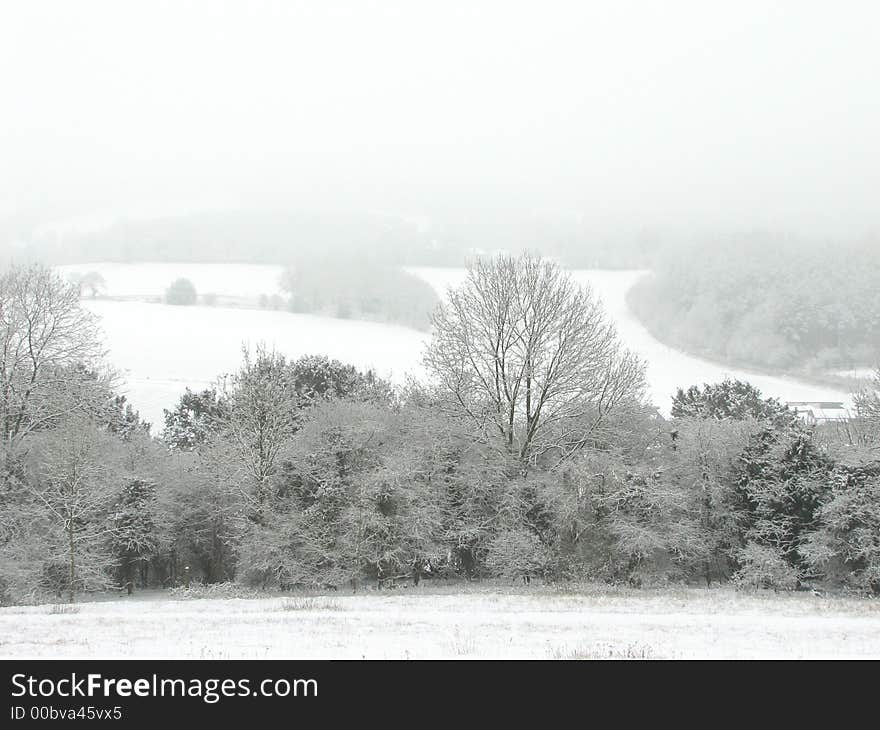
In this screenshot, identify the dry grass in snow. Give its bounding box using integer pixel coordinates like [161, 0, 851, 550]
[2, 583, 879, 660]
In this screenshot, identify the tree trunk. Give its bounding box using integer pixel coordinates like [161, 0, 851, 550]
[67, 522, 75, 603]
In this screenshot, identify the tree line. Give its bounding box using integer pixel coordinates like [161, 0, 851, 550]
[627, 236, 880, 372]
[1, 256, 878, 604]
[280, 259, 438, 331]
[14, 209, 661, 270]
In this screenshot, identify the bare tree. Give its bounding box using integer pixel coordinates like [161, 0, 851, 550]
[424, 253, 645, 464]
[25, 416, 121, 602]
[854, 366, 880, 438]
[0, 264, 107, 454]
[217, 344, 301, 508]
[69, 271, 107, 299]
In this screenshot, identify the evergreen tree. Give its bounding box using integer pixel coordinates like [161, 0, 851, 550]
[734, 424, 833, 586]
[162, 388, 228, 451]
[672, 379, 795, 426]
[112, 479, 160, 594]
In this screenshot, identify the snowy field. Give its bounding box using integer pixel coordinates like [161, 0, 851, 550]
[834, 367, 877, 380]
[82, 299, 425, 428]
[57, 262, 286, 299]
[54, 263, 851, 426]
[1, 586, 878, 660]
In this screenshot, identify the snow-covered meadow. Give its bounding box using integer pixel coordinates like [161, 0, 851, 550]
[81, 299, 426, 428]
[57, 262, 286, 299]
[55, 262, 851, 427]
[1, 586, 878, 659]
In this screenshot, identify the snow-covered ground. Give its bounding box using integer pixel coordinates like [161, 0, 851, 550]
[57, 262, 286, 299]
[54, 263, 852, 426]
[834, 367, 877, 380]
[1, 587, 878, 659]
[82, 300, 426, 428]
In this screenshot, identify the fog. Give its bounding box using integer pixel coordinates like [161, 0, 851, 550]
[3, 0, 879, 240]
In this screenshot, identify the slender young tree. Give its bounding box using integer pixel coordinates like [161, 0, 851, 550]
[218, 345, 301, 509]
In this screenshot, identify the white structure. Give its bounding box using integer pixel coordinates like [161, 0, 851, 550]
[787, 401, 850, 424]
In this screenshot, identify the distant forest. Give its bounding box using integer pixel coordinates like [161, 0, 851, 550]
[7, 209, 667, 269]
[19, 210, 448, 265]
[628, 236, 880, 372]
[6, 211, 880, 371]
[281, 260, 438, 331]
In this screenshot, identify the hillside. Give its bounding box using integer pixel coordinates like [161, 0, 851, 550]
[627, 236, 880, 374]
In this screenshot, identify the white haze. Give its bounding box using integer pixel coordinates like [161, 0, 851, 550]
[2, 0, 879, 238]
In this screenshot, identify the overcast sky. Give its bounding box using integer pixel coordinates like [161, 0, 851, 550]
[2, 0, 878, 236]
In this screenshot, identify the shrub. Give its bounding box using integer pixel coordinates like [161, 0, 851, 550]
[76, 271, 106, 298]
[484, 528, 553, 580]
[801, 460, 880, 594]
[168, 582, 261, 600]
[49, 603, 80, 614]
[279, 597, 341, 611]
[165, 278, 197, 305]
[732, 543, 800, 591]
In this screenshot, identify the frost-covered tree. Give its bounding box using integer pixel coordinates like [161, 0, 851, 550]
[289, 354, 394, 405]
[485, 528, 553, 582]
[663, 417, 756, 584]
[545, 416, 755, 586]
[854, 367, 880, 436]
[164, 278, 197, 305]
[424, 253, 645, 464]
[0, 264, 106, 453]
[239, 399, 465, 589]
[219, 345, 301, 508]
[162, 388, 228, 451]
[672, 379, 795, 426]
[734, 424, 833, 586]
[162, 356, 392, 455]
[111, 479, 160, 594]
[158, 447, 244, 585]
[24, 417, 121, 601]
[73, 271, 106, 298]
[801, 452, 880, 594]
[106, 395, 149, 439]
